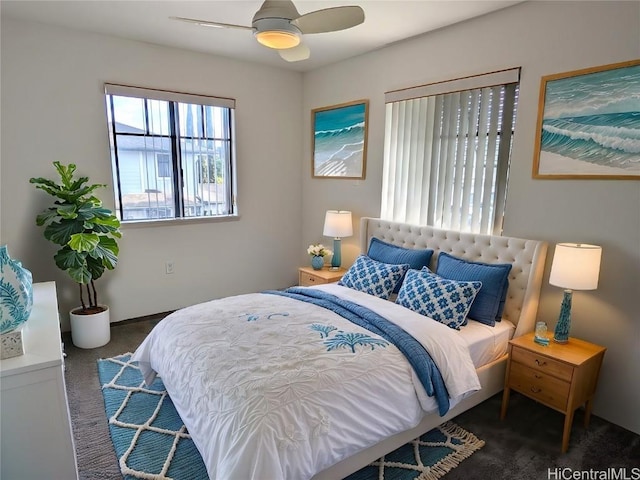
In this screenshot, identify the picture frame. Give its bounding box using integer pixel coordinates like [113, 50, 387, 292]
[532, 59, 640, 180]
[311, 99, 369, 179]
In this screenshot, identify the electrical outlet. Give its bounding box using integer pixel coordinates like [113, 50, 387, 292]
[165, 261, 175, 274]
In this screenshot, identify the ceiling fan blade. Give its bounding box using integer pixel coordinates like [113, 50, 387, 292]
[170, 16, 253, 31]
[293, 6, 364, 34]
[278, 43, 310, 62]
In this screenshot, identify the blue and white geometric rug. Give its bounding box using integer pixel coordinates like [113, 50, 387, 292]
[98, 353, 484, 480]
[97, 353, 207, 479]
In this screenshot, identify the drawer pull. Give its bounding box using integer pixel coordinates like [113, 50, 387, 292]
[534, 374, 542, 379]
[530, 386, 542, 394]
[535, 359, 547, 367]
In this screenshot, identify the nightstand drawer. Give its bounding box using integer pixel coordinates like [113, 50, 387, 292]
[509, 362, 570, 411]
[300, 272, 323, 286]
[512, 347, 573, 382]
[298, 267, 345, 286]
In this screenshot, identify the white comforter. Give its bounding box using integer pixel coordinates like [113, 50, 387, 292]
[132, 284, 480, 480]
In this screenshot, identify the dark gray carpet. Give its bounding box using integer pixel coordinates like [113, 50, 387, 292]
[64, 317, 639, 479]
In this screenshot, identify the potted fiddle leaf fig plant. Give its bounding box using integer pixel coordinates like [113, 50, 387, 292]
[30, 161, 121, 349]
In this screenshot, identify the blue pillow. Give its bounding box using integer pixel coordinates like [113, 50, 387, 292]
[396, 269, 482, 330]
[367, 237, 433, 293]
[338, 255, 409, 300]
[436, 252, 512, 326]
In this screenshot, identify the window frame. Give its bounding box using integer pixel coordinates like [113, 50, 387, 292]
[104, 84, 237, 225]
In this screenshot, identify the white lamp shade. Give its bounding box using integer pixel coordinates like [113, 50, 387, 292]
[549, 243, 602, 290]
[323, 210, 353, 238]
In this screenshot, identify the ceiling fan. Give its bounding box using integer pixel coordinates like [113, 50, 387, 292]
[171, 0, 365, 62]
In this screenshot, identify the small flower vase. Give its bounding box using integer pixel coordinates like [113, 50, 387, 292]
[311, 255, 324, 270]
[0, 245, 33, 334]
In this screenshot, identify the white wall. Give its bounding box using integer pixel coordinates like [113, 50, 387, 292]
[1, 18, 303, 330]
[301, 1, 640, 434]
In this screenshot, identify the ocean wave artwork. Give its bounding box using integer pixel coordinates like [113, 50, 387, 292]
[313, 101, 368, 178]
[535, 60, 640, 178]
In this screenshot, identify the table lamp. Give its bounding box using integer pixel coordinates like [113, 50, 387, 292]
[548, 243, 602, 343]
[323, 210, 353, 270]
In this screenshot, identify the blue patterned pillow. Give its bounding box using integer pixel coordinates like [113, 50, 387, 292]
[396, 269, 482, 330]
[338, 255, 409, 300]
[436, 252, 512, 326]
[367, 237, 434, 294]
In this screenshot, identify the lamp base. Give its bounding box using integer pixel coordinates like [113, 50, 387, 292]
[553, 289, 573, 344]
[331, 238, 342, 269]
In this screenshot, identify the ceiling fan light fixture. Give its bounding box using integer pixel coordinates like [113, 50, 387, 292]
[255, 30, 300, 49]
[253, 18, 301, 50]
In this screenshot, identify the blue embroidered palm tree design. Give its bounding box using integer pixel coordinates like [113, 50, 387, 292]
[309, 324, 338, 338]
[324, 332, 388, 353]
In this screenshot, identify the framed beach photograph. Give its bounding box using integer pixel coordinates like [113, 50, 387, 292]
[532, 59, 640, 179]
[311, 100, 369, 179]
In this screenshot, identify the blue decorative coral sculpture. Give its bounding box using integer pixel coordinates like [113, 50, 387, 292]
[0, 245, 33, 334]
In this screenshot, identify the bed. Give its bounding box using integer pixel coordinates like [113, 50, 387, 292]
[132, 217, 548, 480]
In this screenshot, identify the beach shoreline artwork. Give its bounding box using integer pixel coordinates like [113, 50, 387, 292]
[533, 59, 640, 179]
[312, 100, 368, 179]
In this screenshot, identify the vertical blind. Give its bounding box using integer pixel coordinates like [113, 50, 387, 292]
[381, 68, 520, 235]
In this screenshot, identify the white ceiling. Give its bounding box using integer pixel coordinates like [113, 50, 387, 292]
[1, 0, 524, 72]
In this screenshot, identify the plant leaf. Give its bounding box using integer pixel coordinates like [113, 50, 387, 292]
[44, 220, 84, 246]
[67, 265, 92, 285]
[92, 215, 121, 230]
[86, 257, 106, 281]
[68, 233, 100, 253]
[35, 208, 60, 226]
[54, 161, 76, 187]
[56, 204, 78, 219]
[54, 247, 85, 270]
[94, 236, 119, 270]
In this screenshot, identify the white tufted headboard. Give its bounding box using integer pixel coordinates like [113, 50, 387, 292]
[360, 217, 548, 338]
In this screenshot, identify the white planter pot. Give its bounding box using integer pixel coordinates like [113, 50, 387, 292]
[70, 306, 111, 349]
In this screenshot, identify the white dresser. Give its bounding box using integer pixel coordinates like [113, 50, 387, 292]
[0, 281, 79, 480]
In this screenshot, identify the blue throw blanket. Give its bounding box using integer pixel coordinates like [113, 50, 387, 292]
[266, 287, 450, 416]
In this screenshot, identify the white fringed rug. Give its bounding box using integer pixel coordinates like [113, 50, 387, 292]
[344, 421, 485, 480]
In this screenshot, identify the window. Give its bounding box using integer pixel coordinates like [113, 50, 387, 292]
[104, 84, 236, 222]
[381, 68, 520, 235]
[156, 154, 171, 178]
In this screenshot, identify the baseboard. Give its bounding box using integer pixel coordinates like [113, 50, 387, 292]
[110, 311, 174, 327]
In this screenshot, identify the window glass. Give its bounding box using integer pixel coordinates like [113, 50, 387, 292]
[112, 96, 146, 133]
[147, 99, 170, 136]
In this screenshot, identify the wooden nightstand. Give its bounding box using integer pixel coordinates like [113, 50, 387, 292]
[298, 266, 346, 286]
[500, 332, 606, 453]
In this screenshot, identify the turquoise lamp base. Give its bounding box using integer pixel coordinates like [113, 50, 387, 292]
[553, 289, 573, 344]
[330, 238, 342, 270]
